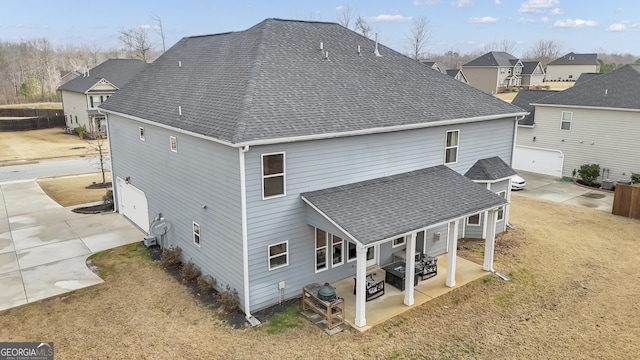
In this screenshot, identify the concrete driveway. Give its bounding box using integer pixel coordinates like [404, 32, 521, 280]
[512, 171, 614, 212]
[0, 180, 143, 312]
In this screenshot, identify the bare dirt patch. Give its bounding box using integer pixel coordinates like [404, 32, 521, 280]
[0, 195, 639, 359]
[0, 128, 106, 164]
[37, 172, 112, 206]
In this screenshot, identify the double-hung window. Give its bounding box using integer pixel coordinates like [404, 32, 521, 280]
[347, 242, 357, 262]
[315, 228, 328, 272]
[496, 191, 506, 221]
[445, 130, 459, 164]
[268, 241, 288, 270]
[139, 127, 145, 141]
[170, 136, 177, 152]
[193, 222, 201, 246]
[262, 153, 285, 199]
[331, 235, 343, 267]
[561, 111, 572, 130]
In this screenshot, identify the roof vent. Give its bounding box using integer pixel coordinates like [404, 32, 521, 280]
[178, 61, 182, 68]
[320, 42, 323, 51]
[604, 89, 608, 95]
[357, 45, 361, 56]
[374, 33, 381, 57]
[178, 106, 182, 116]
[324, 51, 329, 61]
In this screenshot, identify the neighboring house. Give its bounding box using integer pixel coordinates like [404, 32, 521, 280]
[58, 59, 146, 137]
[545, 52, 600, 82]
[575, 72, 602, 85]
[59, 70, 83, 85]
[520, 61, 545, 88]
[445, 69, 469, 84]
[419, 59, 444, 73]
[511, 89, 560, 127]
[100, 19, 526, 328]
[461, 52, 524, 94]
[513, 65, 640, 180]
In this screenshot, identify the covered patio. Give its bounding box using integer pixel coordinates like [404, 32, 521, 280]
[302, 165, 508, 329]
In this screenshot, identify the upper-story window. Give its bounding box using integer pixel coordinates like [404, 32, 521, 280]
[90, 95, 105, 108]
[262, 153, 285, 199]
[139, 127, 145, 141]
[445, 130, 459, 164]
[170, 136, 178, 152]
[561, 111, 572, 130]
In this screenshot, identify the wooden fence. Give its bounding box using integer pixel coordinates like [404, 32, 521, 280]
[611, 184, 640, 220]
[0, 108, 66, 131]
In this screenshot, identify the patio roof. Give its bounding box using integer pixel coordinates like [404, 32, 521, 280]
[301, 165, 508, 246]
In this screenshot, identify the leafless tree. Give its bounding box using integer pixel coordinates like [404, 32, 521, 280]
[119, 26, 154, 62]
[87, 136, 110, 185]
[336, 5, 354, 28]
[500, 39, 519, 55]
[523, 39, 563, 67]
[355, 16, 372, 38]
[151, 15, 166, 53]
[408, 16, 431, 60]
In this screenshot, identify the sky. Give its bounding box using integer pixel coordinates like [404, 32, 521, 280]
[1, 0, 639, 58]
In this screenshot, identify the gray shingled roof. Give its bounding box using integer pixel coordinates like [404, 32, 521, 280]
[548, 52, 598, 66]
[512, 89, 559, 125]
[58, 59, 147, 93]
[575, 72, 602, 85]
[301, 165, 508, 245]
[463, 52, 520, 67]
[521, 61, 542, 75]
[100, 19, 525, 145]
[464, 156, 516, 181]
[535, 65, 640, 110]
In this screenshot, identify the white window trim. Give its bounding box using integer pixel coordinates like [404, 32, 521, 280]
[561, 111, 572, 130]
[496, 190, 506, 222]
[261, 152, 286, 200]
[315, 228, 328, 273]
[268, 240, 289, 271]
[192, 221, 201, 247]
[170, 136, 178, 152]
[392, 235, 407, 248]
[139, 127, 145, 141]
[331, 235, 344, 267]
[467, 213, 481, 226]
[347, 241, 357, 263]
[444, 129, 460, 165]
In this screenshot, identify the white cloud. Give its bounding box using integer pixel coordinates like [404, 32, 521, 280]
[606, 21, 640, 32]
[553, 19, 598, 28]
[614, 8, 624, 12]
[14, 23, 49, 29]
[549, 8, 564, 15]
[495, 0, 502, 4]
[368, 14, 413, 22]
[413, 0, 440, 5]
[518, 16, 548, 23]
[451, 0, 473, 8]
[468, 16, 499, 23]
[518, 0, 559, 13]
[336, 5, 346, 11]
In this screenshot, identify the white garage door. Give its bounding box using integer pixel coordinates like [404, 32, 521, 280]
[116, 177, 149, 231]
[513, 146, 564, 177]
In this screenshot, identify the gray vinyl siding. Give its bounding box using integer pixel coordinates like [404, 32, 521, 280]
[489, 180, 510, 232]
[107, 114, 245, 306]
[516, 106, 640, 180]
[244, 117, 516, 310]
[464, 212, 484, 238]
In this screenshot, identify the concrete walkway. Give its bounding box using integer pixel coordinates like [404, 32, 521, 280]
[512, 171, 614, 212]
[0, 180, 143, 312]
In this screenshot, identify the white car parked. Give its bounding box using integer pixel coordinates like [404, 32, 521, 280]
[511, 174, 526, 190]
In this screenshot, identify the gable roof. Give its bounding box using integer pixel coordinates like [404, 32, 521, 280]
[548, 52, 598, 66]
[463, 51, 520, 67]
[58, 59, 147, 93]
[521, 61, 543, 75]
[512, 89, 559, 125]
[575, 72, 602, 85]
[535, 65, 640, 110]
[100, 19, 525, 146]
[464, 156, 516, 181]
[302, 165, 508, 245]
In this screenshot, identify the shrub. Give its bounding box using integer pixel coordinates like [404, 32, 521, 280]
[511, 87, 520, 92]
[578, 163, 601, 186]
[197, 274, 217, 295]
[631, 173, 640, 184]
[102, 190, 114, 207]
[74, 126, 86, 139]
[217, 285, 240, 313]
[160, 246, 182, 268]
[180, 260, 201, 282]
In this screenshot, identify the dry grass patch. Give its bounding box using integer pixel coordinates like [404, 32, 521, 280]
[0, 102, 63, 109]
[37, 172, 111, 206]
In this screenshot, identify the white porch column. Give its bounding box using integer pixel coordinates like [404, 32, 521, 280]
[354, 244, 368, 328]
[446, 219, 459, 288]
[483, 209, 497, 271]
[404, 233, 416, 306]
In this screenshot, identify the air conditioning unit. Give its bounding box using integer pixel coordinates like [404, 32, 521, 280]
[601, 179, 614, 190]
[143, 236, 157, 248]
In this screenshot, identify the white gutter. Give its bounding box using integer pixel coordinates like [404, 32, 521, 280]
[238, 145, 254, 322]
[101, 108, 527, 149]
[531, 103, 640, 113]
[511, 115, 524, 170]
[300, 195, 360, 245]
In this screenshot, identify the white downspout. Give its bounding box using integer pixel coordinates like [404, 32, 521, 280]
[98, 109, 117, 213]
[239, 145, 258, 324]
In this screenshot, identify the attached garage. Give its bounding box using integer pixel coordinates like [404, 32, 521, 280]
[116, 177, 149, 231]
[513, 146, 564, 177]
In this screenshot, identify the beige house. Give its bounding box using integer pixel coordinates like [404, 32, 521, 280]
[461, 52, 525, 94]
[58, 59, 146, 137]
[545, 52, 600, 82]
[445, 69, 469, 84]
[513, 65, 640, 181]
[520, 61, 545, 88]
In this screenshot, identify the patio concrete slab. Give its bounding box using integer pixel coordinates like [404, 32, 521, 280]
[8, 208, 88, 230]
[0, 271, 27, 312]
[16, 238, 91, 269]
[0, 231, 13, 254]
[11, 222, 77, 251]
[0, 251, 19, 275]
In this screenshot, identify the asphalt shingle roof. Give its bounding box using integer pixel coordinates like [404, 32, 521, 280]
[464, 156, 516, 181]
[521, 61, 542, 75]
[301, 165, 508, 245]
[535, 65, 640, 110]
[58, 59, 147, 93]
[463, 51, 520, 67]
[575, 72, 602, 85]
[548, 52, 598, 66]
[100, 19, 525, 145]
[511, 89, 559, 125]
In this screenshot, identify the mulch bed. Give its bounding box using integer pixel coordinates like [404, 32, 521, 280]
[72, 203, 114, 214]
[86, 181, 112, 189]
